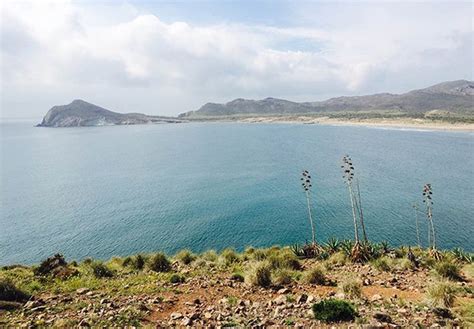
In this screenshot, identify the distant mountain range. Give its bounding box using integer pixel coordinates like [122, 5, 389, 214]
[179, 80, 474, 118]
[37, 100, 184, 127]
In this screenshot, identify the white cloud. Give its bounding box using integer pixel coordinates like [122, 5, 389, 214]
[1, 0, 472, 117]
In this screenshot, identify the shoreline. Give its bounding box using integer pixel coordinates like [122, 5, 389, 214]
[206, 116, 474, 132]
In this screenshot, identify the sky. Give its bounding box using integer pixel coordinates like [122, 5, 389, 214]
[1, 0, 472, 118]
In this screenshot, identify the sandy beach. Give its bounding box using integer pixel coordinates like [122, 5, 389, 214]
[229, 116, 474, 132]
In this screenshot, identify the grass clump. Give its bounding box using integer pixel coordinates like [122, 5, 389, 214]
[427, 281, 457, 307]
[230, 272, 244, 282]
[267, 251, 301, 270]
[201, 250, 218, 262]
[304, 265, 326, 285]
[169, 273, 185, 284]
[220, 248, 240, 266]
[327, 251, 347, 267]
[0, 278, 30, 302]
[435, 261, 462, 281]
[149, 253, 171, 272]
[272, 268, 294, 285]
[312, 299, 357, 323]
[90, 262, 114, 278]
[245, 261, 272, 288]
[175, 249, 196, 265]
[339, 277, 362, 299]
[371, 256, 392, 272]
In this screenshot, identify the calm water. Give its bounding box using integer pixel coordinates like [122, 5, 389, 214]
[1, 121, 473, 265]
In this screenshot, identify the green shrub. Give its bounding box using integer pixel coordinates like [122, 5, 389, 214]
[33, 254, 67, 276]
[90, 262, 114, 278]
[245, 261, 272, 288]
[372, 256, 392, 272]
[0, 279, 30, 302]
[339, 278, 362, 299]
[133, 254, 146, 270]
[201, 250, 218, 262]
[304, 266, 326, 285]
[149, 253, 171, 272]
[220, 248, 240, 266]
[427, 281, 457, 307]
[327, 252, 347, 267]
[175, 249, 196, 265]
[273, 268, 294, 285]
[312, 299, 357, 323]
[267, 252, 301, 270]
[169, 273, 185, 284]
[82, 257, 93, 265]
[435, 261, 462, 281]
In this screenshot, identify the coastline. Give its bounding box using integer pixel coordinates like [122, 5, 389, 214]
[224, 116, 474, 132]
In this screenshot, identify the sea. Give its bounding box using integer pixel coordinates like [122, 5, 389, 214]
[1, 120, 473, 265]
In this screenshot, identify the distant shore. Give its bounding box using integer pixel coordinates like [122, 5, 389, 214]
[202, 116, 474, 132]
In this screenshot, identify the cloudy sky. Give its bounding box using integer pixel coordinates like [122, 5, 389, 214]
[1, 0, 472, 118]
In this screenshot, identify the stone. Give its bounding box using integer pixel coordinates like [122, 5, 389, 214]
[374, 313, 392, 323]
[274, 295, 286, 305]
[204, 312, 213, 319]
[76, 288, 90, 295]
[78, 319, 90, 327]
[277, 288, 290, 294]
[181, 317, 192, 326]
[370, 294, 383, 302]
[170, 312, 183, 320]
[296, 294, 308, 304]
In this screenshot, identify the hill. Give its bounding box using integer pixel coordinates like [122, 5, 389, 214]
[37, 100, 183, 127]
[179, 80, 474, 118]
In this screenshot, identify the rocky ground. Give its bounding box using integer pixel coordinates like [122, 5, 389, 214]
[1, 248, 473, 327]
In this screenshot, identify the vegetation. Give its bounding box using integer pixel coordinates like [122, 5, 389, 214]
[303, 266, 326, 285]
[149, 253, 171, 272]
[0, 279, 30, 302]
[90, 262, 114, 278]
[175, 249, 196, 265]
[245, 261, 272, 287]
[435, 261, 462, 281]
[312, 299, 357, 323]
[339, 277, 362, 299]
[427, 281, 457, 308]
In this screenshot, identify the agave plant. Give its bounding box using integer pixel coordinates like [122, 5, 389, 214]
[451, 248, 473, 263]
[291, 243, 305, 257]
[301, 170, 316, 246]
[340, 239, 355, 257]
[324, 237, 341, 254]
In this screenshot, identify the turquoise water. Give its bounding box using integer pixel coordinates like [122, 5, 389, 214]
[1, 121, 473, 265]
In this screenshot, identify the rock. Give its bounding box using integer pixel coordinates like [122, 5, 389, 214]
[193, 298, 201, 305]
[30, 305, 47, 312]
[363, 278, 372, 286]
[274, 295, 287, 305]
[100, 298, 109, 304]
[277, 288, 290, 294]
[78, 319, 90, 327]
[370, 294, 383, 302]
[306, 295, 315, 304]
[296, 294, 308, 304]
[374, 313, 393, 323]
[76, 288, 90, 295]
[334, 292, 345, 299]
[204, 312, 213, 319]
[181, 317, 192, 326]
[170, 312, 183, 320]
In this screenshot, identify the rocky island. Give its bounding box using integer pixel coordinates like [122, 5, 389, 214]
[37, 100, 184, 127]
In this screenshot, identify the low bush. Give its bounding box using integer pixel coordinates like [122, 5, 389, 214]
[339, 278, 362, 299]
[327, 252, 347, 267]
[427, 281, 457, 307]
[90, 262, 114, 278]
[175, 249, 196, 265]
[169, 273, 185, 284]
[0, 279, 30, 302]
[201, 250, 218, 262]
[149, 253, 171, 272]
[220, 248, 240, 266]
[435, 261, 462, 281]
[371, 256, 392, 272]
[245, 261, 272, 288]
[312, 299, 357, 323]
[304, 266, 326, 285]
[33, 254, 67, 276]
[273, 268, 294, 285]
[267, 253, 301, 271]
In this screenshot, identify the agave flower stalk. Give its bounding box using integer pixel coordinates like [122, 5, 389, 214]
[412, 202, 421, 247]
[301, 170, 316, 245]
[422, 184, 436, 250]
[355, 178, 368, 242]
[341, 155, 360, 244]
